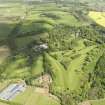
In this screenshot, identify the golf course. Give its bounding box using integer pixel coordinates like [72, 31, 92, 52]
[0, 0, 105, 105]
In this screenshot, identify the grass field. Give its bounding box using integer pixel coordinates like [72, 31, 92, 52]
[2, 55, 30, 79]
[12, 87, 60, 105]
[89, 11, 105, 27]
[90, 99, 105, 105]
[0, 102, 9, 105]
[31, 55, 44, 77]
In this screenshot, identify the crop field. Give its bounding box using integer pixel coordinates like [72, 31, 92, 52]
[89, 11, 105, 27]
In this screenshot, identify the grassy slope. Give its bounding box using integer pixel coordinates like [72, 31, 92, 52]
[0, 3, 25, 40]
[45, 53, 66, 90]
[2, 55, 44, 79]
[67, 54, 86, 90]
[45, 45, 99, 91]
[31, 55, 44, 77]
[65, 46, 96, 90]
[2, 55, 30, 79]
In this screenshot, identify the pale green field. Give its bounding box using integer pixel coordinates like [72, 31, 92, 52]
[90, 99, 105, 105]
[0, 102, 9, 105]
[13, 87, 60, 105]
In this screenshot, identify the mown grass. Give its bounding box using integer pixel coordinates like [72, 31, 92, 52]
[45, 53, 66, 90]
[31, 56, 44, 77]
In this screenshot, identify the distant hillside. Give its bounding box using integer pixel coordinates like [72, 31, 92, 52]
[0, 0, 22, 3]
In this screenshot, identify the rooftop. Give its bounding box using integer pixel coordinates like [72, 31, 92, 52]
[0, 83, 26, 101]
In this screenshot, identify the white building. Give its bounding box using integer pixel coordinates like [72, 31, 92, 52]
[0, 83, 26, 101]
[39, 44, 48, 49]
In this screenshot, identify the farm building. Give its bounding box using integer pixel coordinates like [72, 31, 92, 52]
[0, 83, 26, 101]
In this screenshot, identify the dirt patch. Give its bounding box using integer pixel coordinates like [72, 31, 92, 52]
[35, 74, 59, 101]
[35, 87, 49, 94]
[34, 74, 52, 94]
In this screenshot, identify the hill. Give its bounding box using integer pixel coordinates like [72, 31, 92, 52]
[0, 1, 105, 105]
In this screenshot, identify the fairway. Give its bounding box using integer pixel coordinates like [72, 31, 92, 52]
[31, 55, 44, 77]
[90, 99, 105, 105]
[44, 45, 101, 91]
